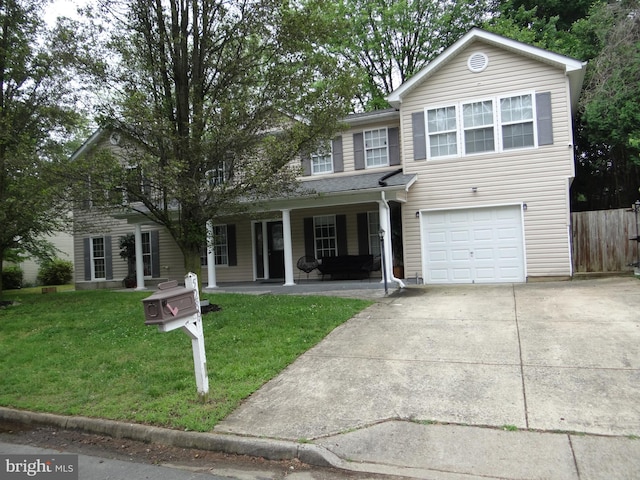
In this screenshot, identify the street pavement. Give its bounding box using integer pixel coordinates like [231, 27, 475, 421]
[2, 276, 640, 479]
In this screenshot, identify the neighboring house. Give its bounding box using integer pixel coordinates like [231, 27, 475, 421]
[72, 28, 586, 288]
[3, 230, 74, 286]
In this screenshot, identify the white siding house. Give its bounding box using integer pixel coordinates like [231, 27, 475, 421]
[72, 29, 586, 289]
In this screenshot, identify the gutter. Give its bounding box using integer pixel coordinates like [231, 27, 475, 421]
[378, 168, 403, 187]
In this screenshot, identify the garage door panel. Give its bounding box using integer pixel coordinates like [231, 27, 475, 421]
[423, 205, 525, 284]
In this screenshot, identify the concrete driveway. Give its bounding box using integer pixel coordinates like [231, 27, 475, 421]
[215, 277, 640, 441]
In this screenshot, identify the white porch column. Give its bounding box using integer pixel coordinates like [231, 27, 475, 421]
[282, 209, 295, 286]
[134, 223, 146, 290]
[378, 199, 393, 286]
[206, 221, 217, 289]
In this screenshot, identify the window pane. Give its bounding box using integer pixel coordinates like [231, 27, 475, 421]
[364, 129, 388, 167]
[427, 107, 456, 132]
[429, 132, 457, 157]
[92, 237, 105, 279]
[94, 259, 105, 279]
[142, 232, 151, 276]
[465, 127, 495, 154]
[311, 141, 333, 174]
[503, 122, 534, 149]
[213, 225, 228, 266]
[314, 215, 336, 258]
[368, 212, 381, 256]
[501, 95, 533, 123]
[463, 101, 493, 128]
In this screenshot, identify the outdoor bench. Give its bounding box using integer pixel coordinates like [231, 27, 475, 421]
[317, 254, 374, 280]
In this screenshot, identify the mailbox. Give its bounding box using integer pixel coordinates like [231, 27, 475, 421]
[142, 280, 198, 325]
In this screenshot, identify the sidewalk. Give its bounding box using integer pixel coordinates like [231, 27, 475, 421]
[2, 277, 640, 479]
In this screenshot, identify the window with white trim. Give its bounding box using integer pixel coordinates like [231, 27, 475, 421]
[463, 100, 495, 154]
[206, 162, 226, 187]
[92, 237, 106, 279]
[427, 106, 458, 157]
[142, 232, 152, 276]
[368, 211, 381, 256]
[201, 225, 229, 266]
[311, 141, 333, 175]
[314, 215, 337, 258]
[500, 94, 534, 149]
[425, 92, 537, 159]
[364, 128, 389, 167]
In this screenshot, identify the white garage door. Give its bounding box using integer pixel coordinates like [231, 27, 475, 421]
[422, 205, 525, 284]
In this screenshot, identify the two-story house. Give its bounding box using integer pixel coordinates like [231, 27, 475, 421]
[73, 28, 586, 289]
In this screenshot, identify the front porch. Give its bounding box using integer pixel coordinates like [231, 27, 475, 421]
[203, 278, 405, 298]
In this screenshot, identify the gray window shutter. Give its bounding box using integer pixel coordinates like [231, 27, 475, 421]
[227, 224, 237, 266]
[332, 136, 344, 173]
[83, 238, 91, 281]
[388, 127, 400, 165]
[105, 236, 113, 280]
[301, 152, 311, 176]
[304, 218, 315, 257]
[357, 213, 369, 254]
[151, 230, 160, 278]
[353, 133, 365, 170]
[412, 112, 426, 160]
[536, 92, 553, 146]
[336, 214, 348, 255]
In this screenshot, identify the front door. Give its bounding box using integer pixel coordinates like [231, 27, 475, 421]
[267, 221, 285, 279]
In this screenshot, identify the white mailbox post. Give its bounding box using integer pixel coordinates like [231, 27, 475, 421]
[142, 273, 209, 400]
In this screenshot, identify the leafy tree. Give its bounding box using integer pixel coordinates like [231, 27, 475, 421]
[71, 0, 357, 280]
[0, 0, 84, 296]
[570, 0, 640, 210]
[323, 0, 497, 111]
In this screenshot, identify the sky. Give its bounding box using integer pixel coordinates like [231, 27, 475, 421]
[44, 0, 86, 26]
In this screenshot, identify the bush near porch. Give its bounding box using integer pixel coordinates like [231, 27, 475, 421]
[0, 289, 371, 432]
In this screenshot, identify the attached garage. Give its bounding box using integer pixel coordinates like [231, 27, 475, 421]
[421, 205, 525, 284]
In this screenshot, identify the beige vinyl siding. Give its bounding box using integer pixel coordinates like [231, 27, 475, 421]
[399, 40, 575, 279]
[331, 121, 401, 175]
[207, 219, 255, 283]
[73, 210, 186, 287]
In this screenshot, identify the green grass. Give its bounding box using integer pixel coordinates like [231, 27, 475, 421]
[0, 289, 372, 431]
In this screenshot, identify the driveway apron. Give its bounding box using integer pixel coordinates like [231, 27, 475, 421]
[214, 277, 640, 441]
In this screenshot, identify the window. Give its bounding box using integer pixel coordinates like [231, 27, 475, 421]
[463, 100, 495, 154]
[201, 225, 229, 266]
[141, 232, 152, 276]
[368, 212, 381, 256]
[427, 106, 458, 157]
[311, 142, 333, 175]
[500, 94, 534, 149]
[364, 128, 389, 168]
[206, 162, 226, 187]
[425, 91, 538, 159]
[314, 215, 337, 258]
[92, 237, 106, 279]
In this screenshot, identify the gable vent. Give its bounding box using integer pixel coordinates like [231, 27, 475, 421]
[468, 52, 488, 73]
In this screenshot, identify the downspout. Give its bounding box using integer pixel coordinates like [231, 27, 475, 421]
[380, 191, 406, 289]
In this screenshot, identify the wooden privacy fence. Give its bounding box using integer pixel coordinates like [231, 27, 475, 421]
[572, 208, 640, 273]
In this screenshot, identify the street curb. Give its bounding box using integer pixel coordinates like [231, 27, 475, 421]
[0, 407, 341, 469]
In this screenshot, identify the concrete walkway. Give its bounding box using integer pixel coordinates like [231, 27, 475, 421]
[213, 277, 640, 479]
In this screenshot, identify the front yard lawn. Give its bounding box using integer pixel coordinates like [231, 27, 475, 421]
[0, 289, 372, 432]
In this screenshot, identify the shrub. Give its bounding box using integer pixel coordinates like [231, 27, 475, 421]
[38, 259, 74, 286]
[2, 266, 23, 290]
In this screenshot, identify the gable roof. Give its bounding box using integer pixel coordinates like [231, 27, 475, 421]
[387, 28, 587, 110]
